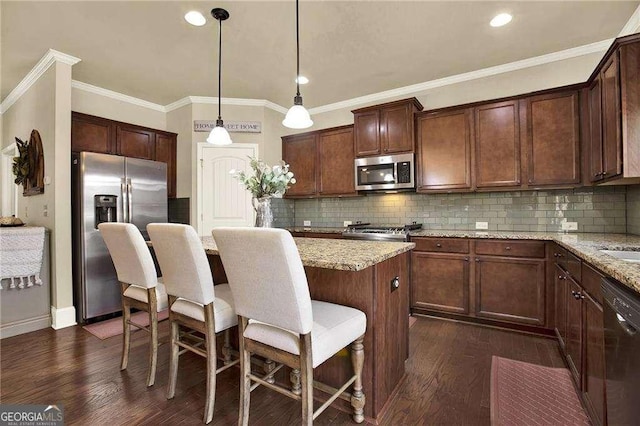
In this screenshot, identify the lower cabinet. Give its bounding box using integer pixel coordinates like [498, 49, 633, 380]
[565, 277, 583, 383]
[475, 256, 545, 325]
[411, 252, 470, 314]
[555, 264, 568, 347]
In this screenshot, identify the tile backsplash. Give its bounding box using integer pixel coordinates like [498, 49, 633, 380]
[627, 185, 640, 235]
[284, 186, 628, 233]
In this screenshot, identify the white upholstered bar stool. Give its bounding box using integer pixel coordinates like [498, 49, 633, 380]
[212, 227, 367, 426]
[98, 223, 169, 387]
[147, 223, 238, 424]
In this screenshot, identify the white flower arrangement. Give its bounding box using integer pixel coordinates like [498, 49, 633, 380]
[230, 157, 296, 199]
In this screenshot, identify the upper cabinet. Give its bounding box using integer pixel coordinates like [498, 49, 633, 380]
[475, 100, 521, 188]
[416, 108, 473, 192]
[71, 112, 178, 198]
[282, 125, 357, 198]
[523, 90, 581, 186]
[588, 35, 640, 184]
[352, 98, 423, 157]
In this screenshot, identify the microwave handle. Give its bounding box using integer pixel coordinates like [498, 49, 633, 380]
[393, 162, 398, 184]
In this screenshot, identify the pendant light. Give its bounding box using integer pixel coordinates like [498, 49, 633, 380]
[282, 0, 313, 129]
[207, 8, 232, 145]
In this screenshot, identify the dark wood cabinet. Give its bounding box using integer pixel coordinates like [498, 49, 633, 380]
[71, 112, 178, 198]
[474, 101, 521, 188]
[565, 277, 583, 384]
[411, 252, 470, 314]
[282, 133, 318, 197]
[155, 133, 177, 198]
[318, 127, 356, 196]
[475, 256, 545, 326]
[601, 53, 622, 180]
[416, 108, 473, 192]
[555, 264, 568, 348]
[71, 112, 115, 154]
[523, 90, 581, 186]
[116, 125, 155, 160]
[282, 125, 356, 198]
[588, 78, 604, 182]
[353, 98, 423, 157]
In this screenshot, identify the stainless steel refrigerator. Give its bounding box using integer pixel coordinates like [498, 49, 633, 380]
[72, 152, 167, 322]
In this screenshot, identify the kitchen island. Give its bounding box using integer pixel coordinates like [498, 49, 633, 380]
[202, 236, 415, 423]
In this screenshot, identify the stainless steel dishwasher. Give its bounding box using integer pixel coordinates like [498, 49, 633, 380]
[602, 278, 640, 425]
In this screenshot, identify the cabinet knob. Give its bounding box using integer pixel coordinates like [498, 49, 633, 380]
[436, 243, 442, 248]
[558, 275, 566, 280]
[505, 246, 511, 250]
[476, 258, 481, 263]
[390, 276, 400, 291]
[464, 257, 469, 262]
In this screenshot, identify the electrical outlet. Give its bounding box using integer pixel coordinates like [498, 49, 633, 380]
[43, 204, 48, 217]
[475, 221, 489, 230]
[303, 220, 311, 227]
[561, 221, 578, 231]
[343, 220, 352, 227]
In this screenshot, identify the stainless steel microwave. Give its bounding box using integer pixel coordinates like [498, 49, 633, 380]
[355, 153, 415, 191]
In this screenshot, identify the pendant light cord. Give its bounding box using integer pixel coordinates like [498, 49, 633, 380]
[218, 16, 223, 121]
[296, 0, 300, 97]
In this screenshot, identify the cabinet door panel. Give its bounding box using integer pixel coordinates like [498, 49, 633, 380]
[117, 125, 155, 159]
[588, 79, 604, 182]
[155, 133, 176, 198]
[555, 265, 568, 348]
[416, 109, 472, 191]
[584, 293, 605, 426]
[319, 127, 356, 196]
[282, 135, 317, 197]
[71, 113, 115, 154]
[565, 278, 583, 386]
[525, 91, 581, 186]
[381, 103, 412, 154]
[412, 252, 469, 314]
[601, 53, 622, 178]
[475, 257, 545, 325]
[354, 110, 380, 156]
[475, 101, 520, 187]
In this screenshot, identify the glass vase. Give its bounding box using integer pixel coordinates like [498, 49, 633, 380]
[253, 197, 273, 228]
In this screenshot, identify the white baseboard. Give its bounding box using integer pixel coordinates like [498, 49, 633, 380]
[0, 314, 51, 339]
[50, 306, 77, 330]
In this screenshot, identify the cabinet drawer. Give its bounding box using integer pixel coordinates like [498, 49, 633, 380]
[475, 240, 545, 258]
[565, 252, 582, 283]
[581, 263, 604, 304]
[412, 238, 469, 253]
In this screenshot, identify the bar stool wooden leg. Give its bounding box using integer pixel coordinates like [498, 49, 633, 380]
[300, 333, 313, 426]
[290, 369, 301, 395]
[167, 318, 179, 399]
[264, 358, 276, 384]
[203, 304, 217, 424]
[120, 300, 131, 371]
[146, 289, 159, 387]
[350, 335, 365, 424]
[238, 317, 251, 426]
[223, 329, 232, 365]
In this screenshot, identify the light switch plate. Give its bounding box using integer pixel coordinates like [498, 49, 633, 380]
[475, 221, 489, 230]
[303, 220, 311, 227]
[561, 221, 578, 231]
[344, 220, 352, 227]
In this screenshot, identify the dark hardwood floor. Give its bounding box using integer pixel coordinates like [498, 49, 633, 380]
[0, 317, 564, 425]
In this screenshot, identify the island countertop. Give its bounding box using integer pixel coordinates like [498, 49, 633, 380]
[200, 236, 415, 272]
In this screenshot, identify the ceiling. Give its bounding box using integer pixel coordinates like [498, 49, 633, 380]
[2, 1, 639, 109]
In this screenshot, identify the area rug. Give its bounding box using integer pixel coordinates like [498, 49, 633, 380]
[83, 310, 169, 340]
[490, 356, 588, 426]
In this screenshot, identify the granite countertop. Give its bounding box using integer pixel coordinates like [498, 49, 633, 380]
[409, 230, 640, 294]
[200, 236, 415, 272]
[287, 227, 346, 234]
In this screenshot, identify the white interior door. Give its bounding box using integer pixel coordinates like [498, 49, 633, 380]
[198, 144, 258, 236]
[1, 144, 18, 217]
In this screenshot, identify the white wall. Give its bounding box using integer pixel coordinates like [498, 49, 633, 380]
[72, 87, 166, 130]
[1, 62, 75, 328]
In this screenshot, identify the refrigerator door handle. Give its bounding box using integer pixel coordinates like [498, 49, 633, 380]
[127, 178, 133, 224]
[121, 179, 128, 222]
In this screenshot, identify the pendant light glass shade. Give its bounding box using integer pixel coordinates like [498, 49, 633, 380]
[207, 8, 233, 145]
[283, 0, 312, 130]
[207, 121, 232, 145]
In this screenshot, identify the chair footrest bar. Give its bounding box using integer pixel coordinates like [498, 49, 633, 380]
[248, 373, 301, 400]
[176, 340, 207, 358]
[250, 363, 285, 391]
[313, 377, 356, 404]
[215, 358, 239, 374]
[312, 376, 357, 420]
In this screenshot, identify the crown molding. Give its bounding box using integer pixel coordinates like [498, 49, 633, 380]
[71, 80, 165, 112]
[308, 38, 613, 115]
[0, 49, 81, 114]
[165, 96, 288, 114]
[620, 4, 640, 36]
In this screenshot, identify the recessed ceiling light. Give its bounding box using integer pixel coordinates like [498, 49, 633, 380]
[296, 76, 309, 84]
[490, 13, 512, 27]
[185, 11, 206, 26]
